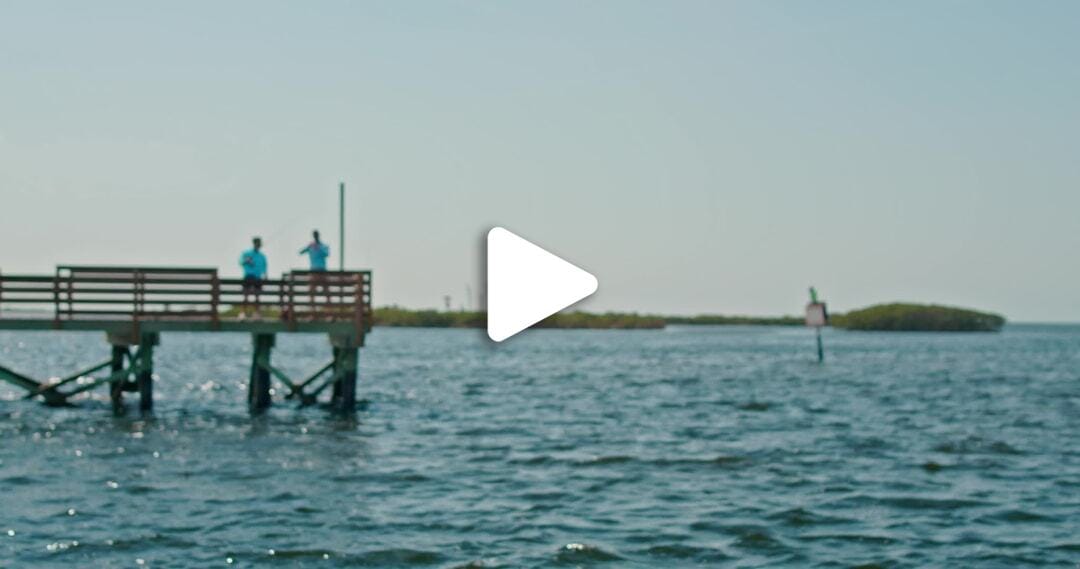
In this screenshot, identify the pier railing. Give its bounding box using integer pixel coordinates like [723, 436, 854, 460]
[0, 266, 372, 334]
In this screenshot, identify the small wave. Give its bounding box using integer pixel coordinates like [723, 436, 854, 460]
[978, 509, 1057, 523]
[766, 507, 853, 527]
[510, 455, 553, 465]
[78, 533, 199, 553]
[262, 548, 337, 560]
[509, 454, 749, 469]
[651, 455, 749, 469]
[122, 484, 158, 495]
[638, 544, 732, 562]
[1, 475, 35, 486]
[921, 461, 946, 472]
[553, 543, 623, 565]
[842, 435, 891, 451]
[455, 426, 530, 438]
[733, 529, 786, 552]
[585, 477, 630, 492]
[592, 455, 749, 468]
[448, 560, 507, 569]
[519, 490, 569, 503]
[329, 471, 431, 483]
[966, 552, 1055, 565]
[658, 376, 701, 386]
[932, 437, 1022, 455]
[826, 493, 989, 512]
[578, 455, 635, 466]
[252, 548, 442, 566]
[876, 496, 989, 511]
[689, 522, 788, 553]
[798, 533, 899, 545]
[225, 471, 274, 481]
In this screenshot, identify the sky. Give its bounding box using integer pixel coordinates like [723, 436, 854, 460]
[2, 1, 1079, 321]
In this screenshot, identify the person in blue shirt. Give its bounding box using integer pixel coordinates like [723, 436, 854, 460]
[239, 236, 268, 315]
[299, 230, 331, 304]
[299, 230, 330, 270]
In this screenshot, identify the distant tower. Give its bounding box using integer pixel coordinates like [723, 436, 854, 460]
[443, 295, 452, 312]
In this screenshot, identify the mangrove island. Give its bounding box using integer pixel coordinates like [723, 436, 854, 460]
[830, 303, 1005, 332]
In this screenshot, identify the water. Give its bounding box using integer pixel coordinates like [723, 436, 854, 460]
[1, 325, 1078, 568]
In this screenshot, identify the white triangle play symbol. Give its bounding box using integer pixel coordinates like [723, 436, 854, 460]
[486, 227, 598, 342]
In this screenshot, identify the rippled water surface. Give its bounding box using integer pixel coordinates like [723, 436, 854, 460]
[1, 325, 1078, 567]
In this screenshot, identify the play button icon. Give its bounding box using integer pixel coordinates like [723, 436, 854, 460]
[486, 227, 598, 342]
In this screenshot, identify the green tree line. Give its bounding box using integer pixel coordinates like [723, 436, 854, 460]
[829, 303, 1005, 332]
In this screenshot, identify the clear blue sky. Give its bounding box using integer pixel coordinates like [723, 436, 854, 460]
[2, 2, 1078, 321]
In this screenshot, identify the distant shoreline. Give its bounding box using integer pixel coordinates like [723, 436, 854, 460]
[373, 304, 1006, 332]
[373, 307, 799, 330]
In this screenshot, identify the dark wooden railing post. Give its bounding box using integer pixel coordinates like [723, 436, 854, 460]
[287, 273, 296, 328]
[353, 273, 364, 338]
[133, 269, 142, 326]
[211, 271, 220, 330]
[52, 268, 60, 325]
[279, 273, 288, 323]
[64, 269, 73, 320]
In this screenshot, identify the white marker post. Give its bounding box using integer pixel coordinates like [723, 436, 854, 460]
[805, 287, 828, 363]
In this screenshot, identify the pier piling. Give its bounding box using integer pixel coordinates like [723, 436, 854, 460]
[108, 344, 128, 415]
[330, 347, 342, 405]
[330, 335, 359, 412]
[249, 333, 275, 413]
[105, 332, 157, 415]
[137, 333, 158, 412]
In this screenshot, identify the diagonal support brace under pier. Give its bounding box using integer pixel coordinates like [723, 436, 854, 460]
[24, 359, 112, 402]
[0, 363, 69, 406]
[0, 334, 157, 410]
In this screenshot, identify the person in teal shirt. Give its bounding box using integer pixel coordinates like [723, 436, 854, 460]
[299, 230, 329, 271]
[239, 236, 268, 315]
[299, 230, 331, 304]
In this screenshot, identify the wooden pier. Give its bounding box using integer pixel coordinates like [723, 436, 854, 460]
[0, 266, 372, 414]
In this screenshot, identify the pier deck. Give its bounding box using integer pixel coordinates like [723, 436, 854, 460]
[0, 266, 372, 413]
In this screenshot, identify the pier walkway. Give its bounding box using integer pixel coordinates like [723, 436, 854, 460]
[0, 266, 372, 414]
